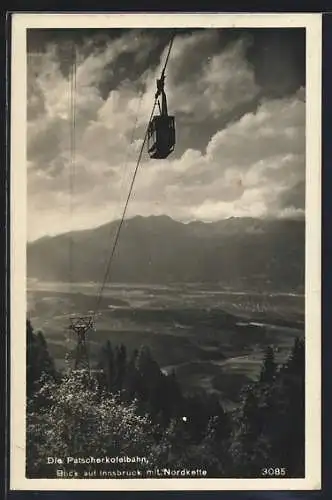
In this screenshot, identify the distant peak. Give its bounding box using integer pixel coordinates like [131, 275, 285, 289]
[31, 214, 304, 242]
[129, 214, 179, 225]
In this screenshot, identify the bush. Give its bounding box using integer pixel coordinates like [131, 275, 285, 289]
[26, 371, 157, 478]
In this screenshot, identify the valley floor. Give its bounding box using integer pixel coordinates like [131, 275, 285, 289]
[27, 281, 304, 409]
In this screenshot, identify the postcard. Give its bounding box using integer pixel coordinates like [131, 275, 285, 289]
[10, 12, 322, 491]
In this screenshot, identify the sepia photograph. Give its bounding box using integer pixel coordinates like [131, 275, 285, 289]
[10, 13, 321, 491]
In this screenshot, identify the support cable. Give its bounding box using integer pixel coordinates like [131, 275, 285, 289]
[93, 33, 175, 317]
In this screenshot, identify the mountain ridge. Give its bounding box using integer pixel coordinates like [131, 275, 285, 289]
[27, 215, 305, 291]
[28, 214, 305, 244]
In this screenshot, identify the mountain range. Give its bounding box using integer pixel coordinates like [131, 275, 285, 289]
[27, 215, 305, 292]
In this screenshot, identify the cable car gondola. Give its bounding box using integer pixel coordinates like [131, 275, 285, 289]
[63, 34, 177, 372]
[147, 74, 175, 160]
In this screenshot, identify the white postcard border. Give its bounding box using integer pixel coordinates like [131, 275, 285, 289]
[10, 12, 322, 491]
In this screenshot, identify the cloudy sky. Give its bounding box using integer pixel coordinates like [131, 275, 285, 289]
[27, 27, 305, 241]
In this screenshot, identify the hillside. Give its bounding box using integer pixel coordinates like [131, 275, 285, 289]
[27, 215, 305, 292]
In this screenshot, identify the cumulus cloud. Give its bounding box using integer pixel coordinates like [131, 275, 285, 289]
[27, 29, 305, 240]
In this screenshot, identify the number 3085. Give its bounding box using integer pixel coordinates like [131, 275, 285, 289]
[262, 467, 286, 477]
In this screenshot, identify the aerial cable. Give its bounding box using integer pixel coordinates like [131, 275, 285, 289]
[93, 97, 158, 315]
[68, 48, 73, 293]
[93, 33, 175, 318]
[160, 30, 175, 78]
[113, 90, 145, 220]
[68, 45, 77, 304]
[97, 90, 144, 290]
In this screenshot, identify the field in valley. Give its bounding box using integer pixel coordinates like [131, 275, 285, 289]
[27, 280, 305, 410]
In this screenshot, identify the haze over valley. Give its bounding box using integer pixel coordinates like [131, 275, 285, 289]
[27, 215, 305, 410]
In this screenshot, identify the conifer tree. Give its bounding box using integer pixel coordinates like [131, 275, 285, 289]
[270, 337, 305, 477]
[26, 319, 57, 400]
[259, 345, 277, 384]
[122, 348, 141, 401]
[114, 344, 127, 392]
[97, 340, 114, 392]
